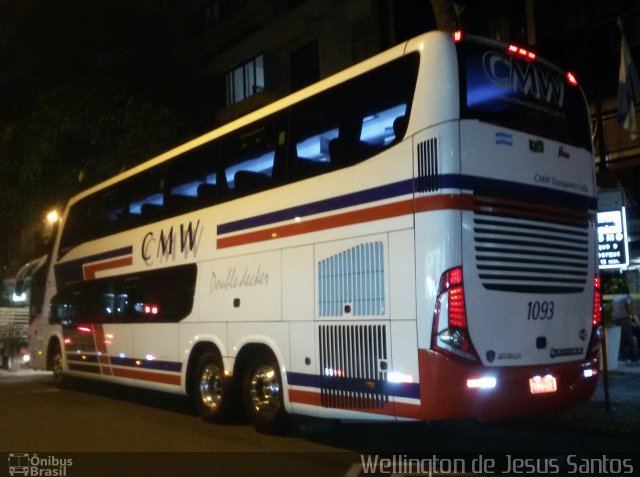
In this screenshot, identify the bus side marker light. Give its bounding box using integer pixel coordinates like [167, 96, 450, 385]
[466, 377, 497, 389]
[387, 372, 413, 383]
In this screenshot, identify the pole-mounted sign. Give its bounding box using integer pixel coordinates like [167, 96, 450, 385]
[597, 206, 629, 269]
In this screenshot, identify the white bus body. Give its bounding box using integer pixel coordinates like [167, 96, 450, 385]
[29, 31, 600, 432]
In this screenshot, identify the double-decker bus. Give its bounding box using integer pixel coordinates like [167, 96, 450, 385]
[29, 30, 601, 434]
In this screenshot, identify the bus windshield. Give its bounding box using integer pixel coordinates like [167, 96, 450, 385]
[458, 40, 592, 151]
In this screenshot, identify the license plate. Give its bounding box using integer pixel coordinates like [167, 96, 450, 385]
[529, 375, 557, 395]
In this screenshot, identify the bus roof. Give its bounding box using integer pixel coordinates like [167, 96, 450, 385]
[64, 31, 448, 209]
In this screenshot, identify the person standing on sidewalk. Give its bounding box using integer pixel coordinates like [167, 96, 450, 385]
[611, 291, 640, 365]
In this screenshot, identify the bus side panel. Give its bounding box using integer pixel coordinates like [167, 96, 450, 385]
[133, 324, 179, 368]
[284, 245, 317, 416]
[389, 229, 416, 322]
[282, 246, 314, 322]
[199, 250, 282, 323]
[405, 32, 459, 137]
[103, 324, 134, 356]
[414, 209, 461, 350]
[390, 319, 420, 405]
[412, 121, 462, 352]
[289, 321, 318, 417]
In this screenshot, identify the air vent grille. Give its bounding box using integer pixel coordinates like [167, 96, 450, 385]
[319, 324, 388, 409]
[416, 138, 439, 193]
[473, 197, 590, 294]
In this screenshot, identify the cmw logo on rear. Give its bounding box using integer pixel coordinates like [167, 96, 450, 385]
[495, 132, 513, 146]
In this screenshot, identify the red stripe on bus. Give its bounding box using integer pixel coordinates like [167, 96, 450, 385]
[288, 389, 322, 406]
[218, 199, 414, 249]
[414, 193, 474, 213]
[92, 324, 113, 376]
[83, 256, 133, 280]
[218, 194, 473, 249]
[111, 367, 181, 386]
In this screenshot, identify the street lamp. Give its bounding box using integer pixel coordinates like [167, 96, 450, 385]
[46, 209, 60, 224]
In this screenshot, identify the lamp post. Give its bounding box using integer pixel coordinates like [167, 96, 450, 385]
[45, 209, 60, 225]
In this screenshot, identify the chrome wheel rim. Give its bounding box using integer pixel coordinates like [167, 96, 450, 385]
[199, 363, 223, 411]
[248, 364, 280, 415]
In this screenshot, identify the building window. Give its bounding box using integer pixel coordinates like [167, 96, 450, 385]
[205, 0, 247, 27]
[351, 20, 376, 64]
[225, 55, 265, 106]
[291, 40, 319, 91]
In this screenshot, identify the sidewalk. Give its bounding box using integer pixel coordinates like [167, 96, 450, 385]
[551, 362, 640, 437]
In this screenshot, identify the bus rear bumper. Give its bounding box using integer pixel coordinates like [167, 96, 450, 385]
[405, 349, 599, 421]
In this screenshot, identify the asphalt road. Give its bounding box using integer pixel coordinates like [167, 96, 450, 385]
[1, 369, 639, 477]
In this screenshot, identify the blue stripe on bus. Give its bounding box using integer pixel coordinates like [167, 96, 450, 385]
[438, 174, 596, 209]
[110, 355, 182, 373]
[217, 174, 596, 236]
[65, 351, 182, 373]
[286, 371, 420, 400]
[218, 180, 413, 235]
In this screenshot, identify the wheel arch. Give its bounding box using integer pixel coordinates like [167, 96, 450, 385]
[184, 340, 224, 397]
[232, 339, 291, 412]
[46, 335, 63, 371]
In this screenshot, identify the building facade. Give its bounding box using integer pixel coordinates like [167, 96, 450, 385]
[174, 0, 640, 271]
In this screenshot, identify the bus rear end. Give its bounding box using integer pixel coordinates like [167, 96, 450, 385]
[420, 33, 600, 421]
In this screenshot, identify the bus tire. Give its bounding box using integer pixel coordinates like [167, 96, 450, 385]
[242, 351, 289, 434]
[49, 340, 65, 387]
[6, 353, 15, 372]
[192, 351, 237, 423]
[5, 343, 20, 372]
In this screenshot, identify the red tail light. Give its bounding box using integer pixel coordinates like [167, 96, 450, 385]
[144, 304, 159, 315]
[592, 276, 602, 327]
[453, 30, 463, 43]
[566, 71, 579, 86]
[432, 267, 479, 363]
[438, 268, 466, 328]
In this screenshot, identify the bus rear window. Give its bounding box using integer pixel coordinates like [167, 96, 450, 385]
[458, 41, 591, 151]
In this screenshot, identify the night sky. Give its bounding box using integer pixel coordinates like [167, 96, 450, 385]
[0, 1, 200, 268]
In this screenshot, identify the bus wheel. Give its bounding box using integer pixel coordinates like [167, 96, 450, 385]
[5, 352, 15, 372]
[242, 352, 289, 434]
[3, 347, 15, 372]
[50, 341, 65, 387]
[193, 352, 236, 423]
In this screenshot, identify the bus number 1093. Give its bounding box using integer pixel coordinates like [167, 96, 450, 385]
[527, 301, 554, 320]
